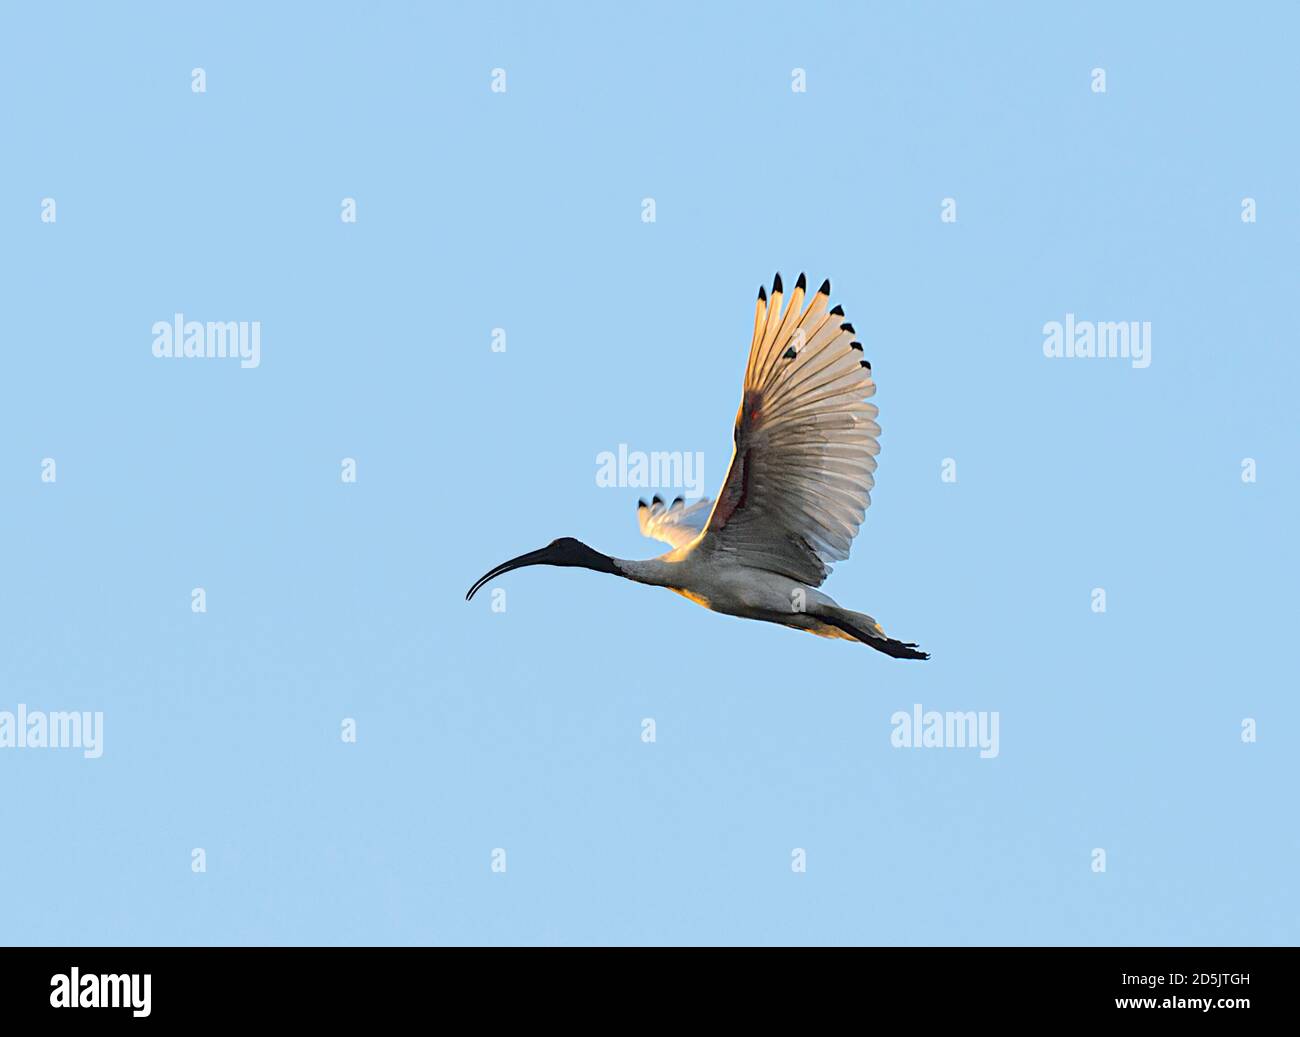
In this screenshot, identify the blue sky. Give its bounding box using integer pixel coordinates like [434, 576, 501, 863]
[0, 2, 1295, 945]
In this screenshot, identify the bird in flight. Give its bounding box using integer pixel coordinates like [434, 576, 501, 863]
[467, 273, 928, 660]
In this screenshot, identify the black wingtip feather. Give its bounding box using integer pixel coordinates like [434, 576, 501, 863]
[829, 304, 844, 316]
[840, 322, 855, 333]
[758, 285, 767, 302]
[772, 272, 783, 294]
[818, 278, 831, 296]
[795, 272, 807, 291]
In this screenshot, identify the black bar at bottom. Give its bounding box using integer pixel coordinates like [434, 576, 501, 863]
[0, 946, 1282, 1022]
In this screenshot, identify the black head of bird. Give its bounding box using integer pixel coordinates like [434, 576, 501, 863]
[465, 537, 619, 601]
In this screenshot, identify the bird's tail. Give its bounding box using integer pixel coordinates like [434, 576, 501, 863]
[819, 606, 930, 661]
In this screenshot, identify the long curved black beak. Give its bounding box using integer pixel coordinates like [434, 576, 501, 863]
[465, 546, 555, 601]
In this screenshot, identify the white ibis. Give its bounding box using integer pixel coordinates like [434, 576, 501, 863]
[467, 273, 928, 660]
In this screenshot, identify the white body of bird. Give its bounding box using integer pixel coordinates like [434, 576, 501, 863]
[617, 553, 874, 644]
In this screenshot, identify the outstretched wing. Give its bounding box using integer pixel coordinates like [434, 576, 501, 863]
[695, 273, 879, 587]
[637, 494, 712, 549]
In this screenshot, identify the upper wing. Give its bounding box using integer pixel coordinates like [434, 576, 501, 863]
[637, 494, 712, 549]
[694, 273, 879, 587]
